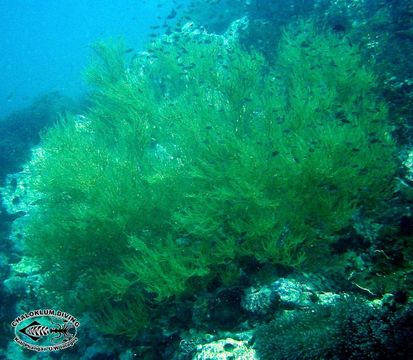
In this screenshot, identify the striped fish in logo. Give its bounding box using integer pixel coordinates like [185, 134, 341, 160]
[19, 321, 46, 341]
[24, 323, 50, 339]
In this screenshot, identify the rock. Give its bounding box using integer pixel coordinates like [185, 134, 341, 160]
[241, 286, 276, 315]
[193, 338, 257, 360]
[270, 278, 317, 309]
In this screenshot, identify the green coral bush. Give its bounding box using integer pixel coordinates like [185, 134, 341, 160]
[25, 21, 397, 336]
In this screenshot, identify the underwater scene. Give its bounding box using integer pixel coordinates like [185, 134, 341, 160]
[1, 0, 413, 359]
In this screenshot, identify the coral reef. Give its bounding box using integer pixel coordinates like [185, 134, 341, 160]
[17, 19, 398, 340]
[0, 92, 79, 183]
[254, 298, 413, 360]
[3, 1, 413, 358]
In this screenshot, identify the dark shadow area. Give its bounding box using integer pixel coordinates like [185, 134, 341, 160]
[0, 91, 85, 185]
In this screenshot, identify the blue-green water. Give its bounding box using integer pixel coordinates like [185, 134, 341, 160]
[1, 1, 412, 359]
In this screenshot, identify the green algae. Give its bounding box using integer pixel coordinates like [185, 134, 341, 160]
[24, 21, 398, 336]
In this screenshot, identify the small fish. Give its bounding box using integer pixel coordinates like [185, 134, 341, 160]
[124, 48, 134, 54]
[275, 116, 285, 124]
[166, 9, 177, 20]
[237, 231, 248, 245]
[276, 226, 290, 247]
[322, 183, 338, 193]
[183, 63, 196, 70]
